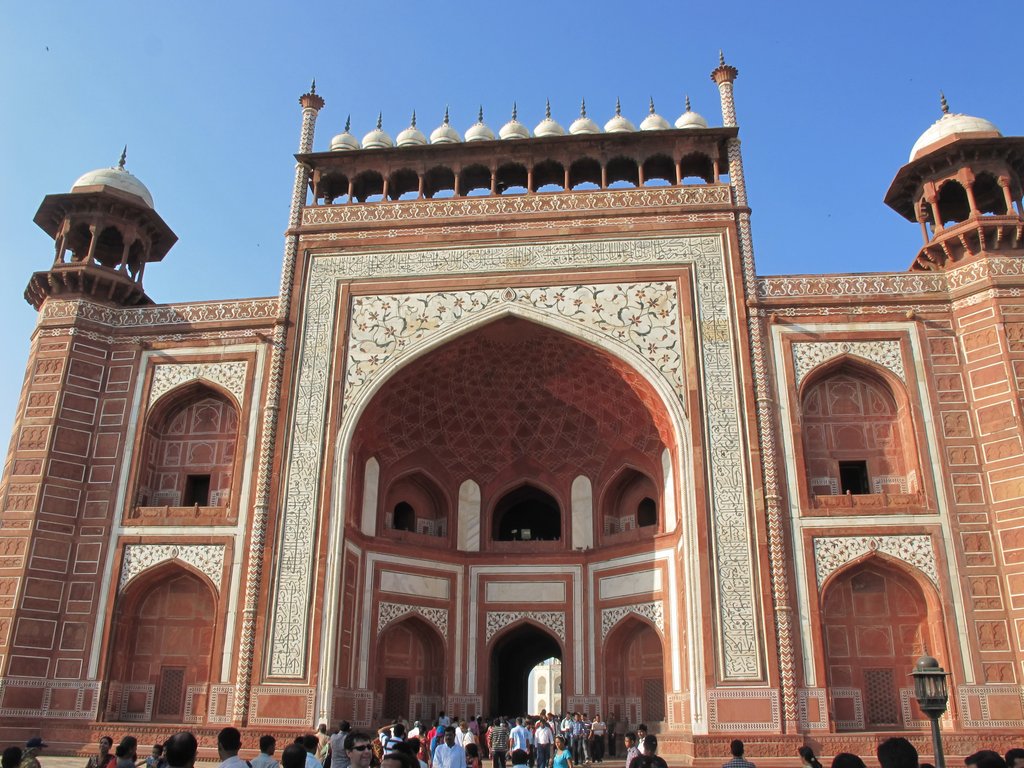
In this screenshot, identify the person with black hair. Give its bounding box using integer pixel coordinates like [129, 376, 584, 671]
[116, 738, 138, 768]
[799, 747, 823, 768]
[2, 748, 22, 768]
[966, 752, 1006, 768]
[622, 733, 639, 768]
[830, 755, 865, 768]
[435, 726, 467, 768]
[877, 737, 918, 768]
[87, 737, 117, 768]
[252, 736, 279, 768]
[1005, 750, 1024, 768]
[218, 727, 248, 768]
[283, 745, 308, 768]
[634, 736, 667, 768]
[165, 733, 198, 768]
[722, 740, 755, 768]
[331, 722, 352, 768]
[344, 733, 373, 768]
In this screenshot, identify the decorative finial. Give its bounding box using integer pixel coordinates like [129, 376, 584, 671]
[615, 97, 622, 116]
[512, 102, 518, 120]
[685, 95, 692, 112]
[443, 105, 450, 125]
[410, 110, 417, 127]
[545, 98, 552, 120]
[344, 115, 351, 132]
[478, 105, 484, 123]
[940, 91, 950, 115]
[649, 96, 656, 114]
[376, 112, 382, 130]
[117, 146, 127, 170]
[310, 78, 317, 94]
[580, 98, 587, 117]
[719, 50, 725, 66]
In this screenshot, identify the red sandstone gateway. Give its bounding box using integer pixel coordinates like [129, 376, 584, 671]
[2, 59, 1024, 760]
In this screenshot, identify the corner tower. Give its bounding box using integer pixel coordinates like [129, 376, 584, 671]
[25, 150, 176, 308]
[885, 96, 1024, 270]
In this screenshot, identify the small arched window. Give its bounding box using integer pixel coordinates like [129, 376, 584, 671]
[393, 502, 415, 532]
[937, 179, 970, 224]
[637, 497, 657, 527]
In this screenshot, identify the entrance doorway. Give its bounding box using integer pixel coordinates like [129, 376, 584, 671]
[490, 624, 562, 716]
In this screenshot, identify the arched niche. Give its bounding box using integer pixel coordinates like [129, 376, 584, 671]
[974, 172, 1008, 216]
[599, 465, 660, 543]
[937, 178, 970, 224]
[799, 359, 920, 501]
[603, 616, 665, 725]
[382, 470, 450, 540]
[136, 383, 240, 509]
[679, 151, 714, 184]
[107, 563, 217, 722]
[491, 483, 562, 543]
[821, 557, 943, 731]
[375, 615, 445, 722]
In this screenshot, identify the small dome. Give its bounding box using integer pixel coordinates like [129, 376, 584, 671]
[909, 95, 1001, 161]
[362, 113, 394, 149]
[675, 96, 708, 129]
[396, 111, 428, 147]
[430, 107, 462, 144]
[604, 98, 636, 133]
[569, 99, 600, 135]
[534, 99, 565, 138]
[640, 98, 671, 131]
[330, 116, 361, 151]
[465, 107, 495, 142]
[499, 103, 531, 140]
[72, 148, 154, 208]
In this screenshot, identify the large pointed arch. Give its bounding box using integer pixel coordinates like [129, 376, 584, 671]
[316, 304, 698, 717]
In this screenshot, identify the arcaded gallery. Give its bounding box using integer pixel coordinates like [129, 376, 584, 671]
[2, 56, 1024, 758]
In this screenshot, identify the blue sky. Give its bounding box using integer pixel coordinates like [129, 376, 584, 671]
[1, 1, 1021, 446]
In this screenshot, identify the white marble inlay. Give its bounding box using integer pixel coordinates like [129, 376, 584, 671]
[485, 582, 566, 603]
[379, 570, 450, 599]
[599, 569, 663, 599]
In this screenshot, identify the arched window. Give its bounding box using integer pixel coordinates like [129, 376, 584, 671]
[801, 364, 919, 500]
[937, 179, 970, 224]
[383, 471, 449, 538]
[352, 170, 385, 203]
[974, 172, 1008, 216]
[637, 497, 657, 527]
[492, 485, 561, 541]
[138, 388, 239, 508]
[601, 467, 659, 537]
[393, 501, 415, 532]
[679, 152, 714, 184]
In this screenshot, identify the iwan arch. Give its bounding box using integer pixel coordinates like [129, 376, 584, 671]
[3, 56, 1024, 759]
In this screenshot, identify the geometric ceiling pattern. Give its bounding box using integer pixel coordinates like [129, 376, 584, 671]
[354, 317, 671, 485]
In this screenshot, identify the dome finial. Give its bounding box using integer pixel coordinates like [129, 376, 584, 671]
[685, 94, 692, 112]
[940, 91, 950, 115]
[310, 78, 317, 95]
[719, 49, 726, 66]
[118, 146, 127, 170]
[411, 110, 417, 127]
[649, 96, 656, 114]
[443, 105, 450, 125]
[478, 105, 484, 123]
[545, 98, 552, 120]
[615, 97, 622, 117]
[376, 112, 383, 130]
[580, 98, 587, 117]
[345, 115, 351, 132]
[512, 102, 518, 120]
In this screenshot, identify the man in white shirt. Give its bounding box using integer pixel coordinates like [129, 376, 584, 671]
[217, 728, 248, 768]
[533, 719, 553, 768]
[433, 728, 466, 768]
[508, 719, 530, 755]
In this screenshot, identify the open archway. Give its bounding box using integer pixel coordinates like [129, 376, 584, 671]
[490, 623, 562, 716]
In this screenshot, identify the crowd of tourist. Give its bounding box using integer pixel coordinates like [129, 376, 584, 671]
[4, 719, 1023, 768]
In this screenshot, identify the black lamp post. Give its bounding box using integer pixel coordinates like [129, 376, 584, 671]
[911, 654, 950, 768]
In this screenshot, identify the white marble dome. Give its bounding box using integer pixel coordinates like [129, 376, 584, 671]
[72, 153, 154, 208]
[330, 116, 361, 151]
[499, 104, 530, 140]
[465, 107, 495, 142]
[640, 98, 670, 131]
[675, 96, 708, 129]
[430, 108, 462, 144]
[534, 100, 565, 138]
[396, 112, 428, 147]
[910, 110, 1001, 161]
[604, 98, 636, 133]
[362, 113, 394, 149]
[569, 99, 600, 135]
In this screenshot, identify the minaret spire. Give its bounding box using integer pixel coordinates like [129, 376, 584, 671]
[940, 91, 950, 115]
[118, 146, 127, 169]
[545, 98, 552, 119]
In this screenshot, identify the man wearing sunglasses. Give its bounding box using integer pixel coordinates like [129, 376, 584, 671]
[345, 734, 373, 768]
